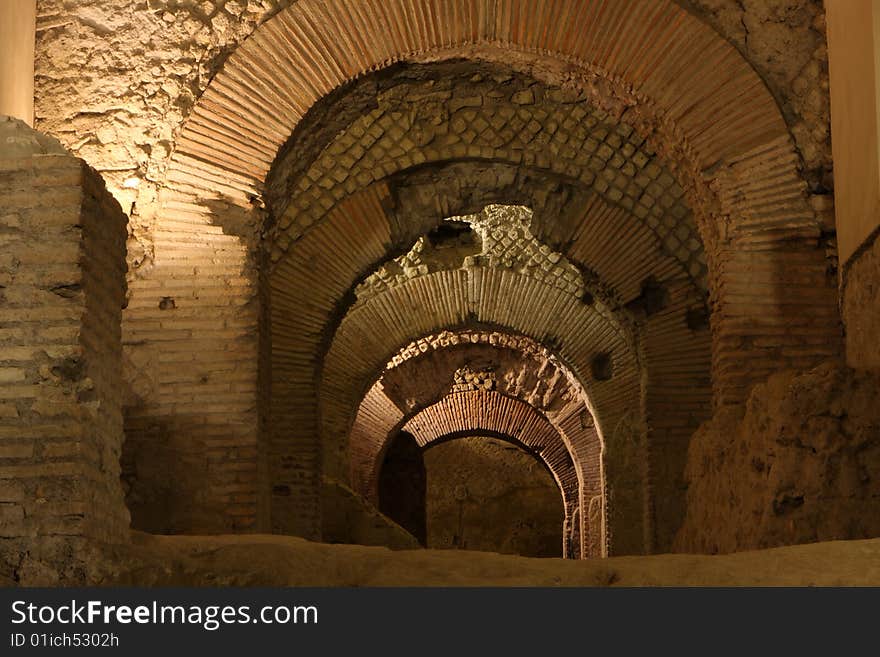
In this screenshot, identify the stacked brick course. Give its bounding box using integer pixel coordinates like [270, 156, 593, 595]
[350, 333, 605, 557]
[0, 117, 128, 583]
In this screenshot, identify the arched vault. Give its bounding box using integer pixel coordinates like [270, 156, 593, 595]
[349, 328, 607, 557]
[127, 0, 841, 548]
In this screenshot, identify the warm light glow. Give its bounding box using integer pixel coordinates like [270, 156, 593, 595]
[123, 177, 140, 189]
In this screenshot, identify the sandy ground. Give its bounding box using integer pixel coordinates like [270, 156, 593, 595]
[94, 532, 880, 586]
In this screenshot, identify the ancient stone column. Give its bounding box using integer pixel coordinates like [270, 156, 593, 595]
[826, 0, 880, 368]
[0, 0, 36, 125]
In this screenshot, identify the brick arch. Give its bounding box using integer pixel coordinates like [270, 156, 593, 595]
[277, 181, 709, 552]
[264, 61, 706, 289]
[400, 389, 586, 558]
[152, 0, 837, 426]
[386, 329, 603, 426]
[266, 174, 708, 551]
[321, 266, 644, 552]
[127, 0, 841, 541]
[348, 331, 607, 558]
[405, 392, 572, 471]
[323, 269, 636, 472]
[166, 0, 792, 223]
[161, 0, 829, 300]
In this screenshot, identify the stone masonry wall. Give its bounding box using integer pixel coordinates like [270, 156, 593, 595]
[34, 0, 832, 215]
[0, 117, 129, 585]
[35, 0, 296, 536]
[676, 362, 880, 553]
[679, 0, 832, 196]
[30, 0, 839, 542]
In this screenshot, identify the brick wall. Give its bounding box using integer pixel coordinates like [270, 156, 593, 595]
[25, 0, 842, 553]
[349, 333, 606, 558]
[0, 117, 128, 584]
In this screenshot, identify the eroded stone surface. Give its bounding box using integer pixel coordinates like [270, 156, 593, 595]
[676, 362, 880, 553]
[679, 0, 832, 191]
[357, 205, 585, 302]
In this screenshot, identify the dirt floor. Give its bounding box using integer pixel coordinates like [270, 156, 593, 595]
[88, 532, 880, 587]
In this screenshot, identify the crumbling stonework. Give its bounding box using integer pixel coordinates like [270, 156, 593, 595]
[357, 205, 585, 302]
[355, 205, 585, 298]
[33, 0, 833, 212]
[676, 362, 880, 553]
[0, 117, 129, 584]
[34, 0, 294, 231]
[680, 0, 832, 193]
